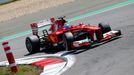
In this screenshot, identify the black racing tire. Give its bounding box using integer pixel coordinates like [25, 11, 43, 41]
[98, 23, 111, 34]
[25, 35, 40, 54]
[63, 32, 74, 51]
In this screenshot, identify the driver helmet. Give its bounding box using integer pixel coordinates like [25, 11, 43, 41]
[64, 23, 71, 29]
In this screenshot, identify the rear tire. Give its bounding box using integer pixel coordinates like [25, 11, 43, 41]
[98, 23, 111, 34]
[25, 35, 40, 54]
[63, 32, 74, 51]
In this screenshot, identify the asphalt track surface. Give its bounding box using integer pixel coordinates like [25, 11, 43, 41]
[0, 0, 126, 60]
[0, 0, 126, 39]
[63, 3, 134, 75]
[0, 0, 134, 75]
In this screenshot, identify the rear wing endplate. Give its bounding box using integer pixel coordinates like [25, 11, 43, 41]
[30, 19, 52, 35]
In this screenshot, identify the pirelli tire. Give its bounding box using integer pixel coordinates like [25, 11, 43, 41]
[98, 23, 111, 34]
[25, 35, 40, 54]
[63, 32, 74, 51]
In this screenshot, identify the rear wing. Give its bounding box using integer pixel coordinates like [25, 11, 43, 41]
[36, 20, 52, 28]
[30, 19, 52, 35]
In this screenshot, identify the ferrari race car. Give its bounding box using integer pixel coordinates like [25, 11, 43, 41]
[25, 17, 121, 54]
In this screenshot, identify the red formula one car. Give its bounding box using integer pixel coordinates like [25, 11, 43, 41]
[25, 17, 121, 54]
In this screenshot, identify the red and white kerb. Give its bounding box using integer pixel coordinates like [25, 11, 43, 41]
[2, 41, 18, 73]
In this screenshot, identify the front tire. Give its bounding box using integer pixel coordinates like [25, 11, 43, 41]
[25, 35, 40, 54]
[98, 23, 111, 34]
[63, 32, 74, 51]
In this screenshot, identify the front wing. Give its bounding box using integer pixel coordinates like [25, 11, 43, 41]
[72, 30, 121, 48]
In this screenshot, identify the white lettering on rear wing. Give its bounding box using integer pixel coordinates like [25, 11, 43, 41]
[37, 20, 52, 28]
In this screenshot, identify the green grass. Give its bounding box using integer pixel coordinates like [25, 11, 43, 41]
[0, 64, 43, 75]
[0, 0, 19, 5]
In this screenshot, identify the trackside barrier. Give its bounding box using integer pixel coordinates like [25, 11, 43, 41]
[2, 41, 18, 73]
[31, 23, 38, 35]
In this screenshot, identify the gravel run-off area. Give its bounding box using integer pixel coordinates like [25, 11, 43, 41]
[0, 0, 74, 22]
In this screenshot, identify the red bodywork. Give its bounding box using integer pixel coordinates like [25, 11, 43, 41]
[48, 24, 102, 45]
[30, 18, 121, 50]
